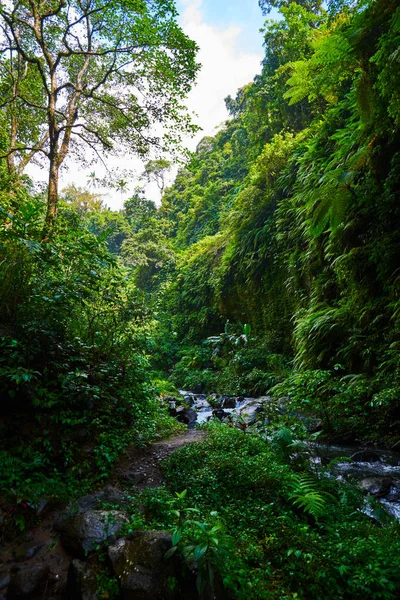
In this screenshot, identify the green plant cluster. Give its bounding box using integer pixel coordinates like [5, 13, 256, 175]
[134, 0, 400, 441]
[0, 193, 178, 520]
[140, 425, 400, 599]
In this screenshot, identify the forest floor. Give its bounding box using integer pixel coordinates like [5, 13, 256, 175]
[0, 428, 206, 599]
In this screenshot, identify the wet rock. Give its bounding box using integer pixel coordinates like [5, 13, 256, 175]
[191, 398, 210, 411]
[8, 564, 49, 598]
[359, 477, 392, 497]
[14, 542, 44, 562]
[108, 531, 178, 600]
[176, 407, 197, 425]
[213, 408, 228, 421]
[222, 397, 236, 409]
[386, 486, 400, 502]
[66, 559, 99, 600]
[239, 400, 264, 425]
[59, 509, 129, 558]
[351, 450, 381, 463]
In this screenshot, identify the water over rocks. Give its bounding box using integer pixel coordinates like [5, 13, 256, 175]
[172, 390, 271, 426]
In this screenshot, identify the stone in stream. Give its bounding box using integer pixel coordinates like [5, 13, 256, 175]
[359, 477, 392, 497]
[386, 486, 400, 502]
[58, 509, 129, 558]
[351, 450, 381, 463]
[108, 531, 178, 599]
[222, 397, 236, 409]
[175, 407, 197, 426]
[213, 408, 228, 420]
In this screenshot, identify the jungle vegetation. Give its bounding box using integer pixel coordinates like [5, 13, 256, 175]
[1, 0, 400, 598]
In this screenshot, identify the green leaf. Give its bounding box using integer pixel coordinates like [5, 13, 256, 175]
[172, 528, 182, 546]
[164, 546, 178, 560]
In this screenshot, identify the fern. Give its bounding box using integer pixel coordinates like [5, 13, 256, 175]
[289, 474, 327, 519]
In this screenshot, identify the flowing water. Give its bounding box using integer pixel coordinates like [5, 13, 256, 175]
[177, 390, 400, 521]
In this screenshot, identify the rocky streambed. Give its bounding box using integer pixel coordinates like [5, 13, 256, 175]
[168, 390, 400, 521]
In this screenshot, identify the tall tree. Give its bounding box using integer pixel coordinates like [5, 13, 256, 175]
[259, 0, 323, 15]
[0, 0, 199, 232]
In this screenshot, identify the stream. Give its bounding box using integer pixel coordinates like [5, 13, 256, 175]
[174, 390, 400, 521]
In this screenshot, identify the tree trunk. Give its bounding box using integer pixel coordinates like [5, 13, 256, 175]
[43, 155, 59, 236]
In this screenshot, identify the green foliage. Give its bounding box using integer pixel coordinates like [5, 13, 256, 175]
[141, 0, 400, 442]
[0, 189, 177, 507]
[154, 425, 400, 599]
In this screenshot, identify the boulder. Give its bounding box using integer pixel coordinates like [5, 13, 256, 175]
[212, 409, 228, 421]
[7, 564, 49, 598]
[59, 510, 129, 558]
[76, 486, 129, 512]
[359, 477, 392, 497]
[222, 397, 236, 409]
[175, 407, 197, 426]
[108, 531, 178, 599]
[66, 559, 99, 600]
[351, 450, 381, 463]
[239, 400, 264, 425]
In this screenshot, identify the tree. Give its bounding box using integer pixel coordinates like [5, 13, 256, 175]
[87, 170, 99, 190]
[61, 183, 103, 215]
[141, 158, 171, 193]
[0, 0, 199, 232]
[259, 0, 323, 14]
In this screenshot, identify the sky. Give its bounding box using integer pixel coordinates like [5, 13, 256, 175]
[28, 0, 273, 209]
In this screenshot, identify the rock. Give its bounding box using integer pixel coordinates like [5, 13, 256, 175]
[359, 477, 392, 497]
[8, 564, 49, 598]
[0, 574, 10, 590]
[59, 509, 129, 557]
[176, 407, 197, 426]
[108, 531, 178, 599]
[191, 398, 210, 411]
[212, 408, 228, 421]
[386, 486, 400, 502]
[124, 471, 145, 485]
[239, 400, 264, 425]
[66, 559, 99, 600]
[14, 542, 44, 562]
[76, 486, 129, 512]
[35, 496, 51, 516]
[351, 450, 381, 463]
[222, 397, 236, 409]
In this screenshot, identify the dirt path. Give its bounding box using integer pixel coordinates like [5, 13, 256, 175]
[113, 428, 206, 490]
[0, 428, 206, 599]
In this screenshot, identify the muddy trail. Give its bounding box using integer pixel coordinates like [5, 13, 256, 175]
[0, 429, 206, 599]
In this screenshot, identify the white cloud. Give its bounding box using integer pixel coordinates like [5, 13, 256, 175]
[180, 0, 262, 148]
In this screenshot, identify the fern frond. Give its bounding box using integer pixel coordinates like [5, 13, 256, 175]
[289, 474, 327, 519]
